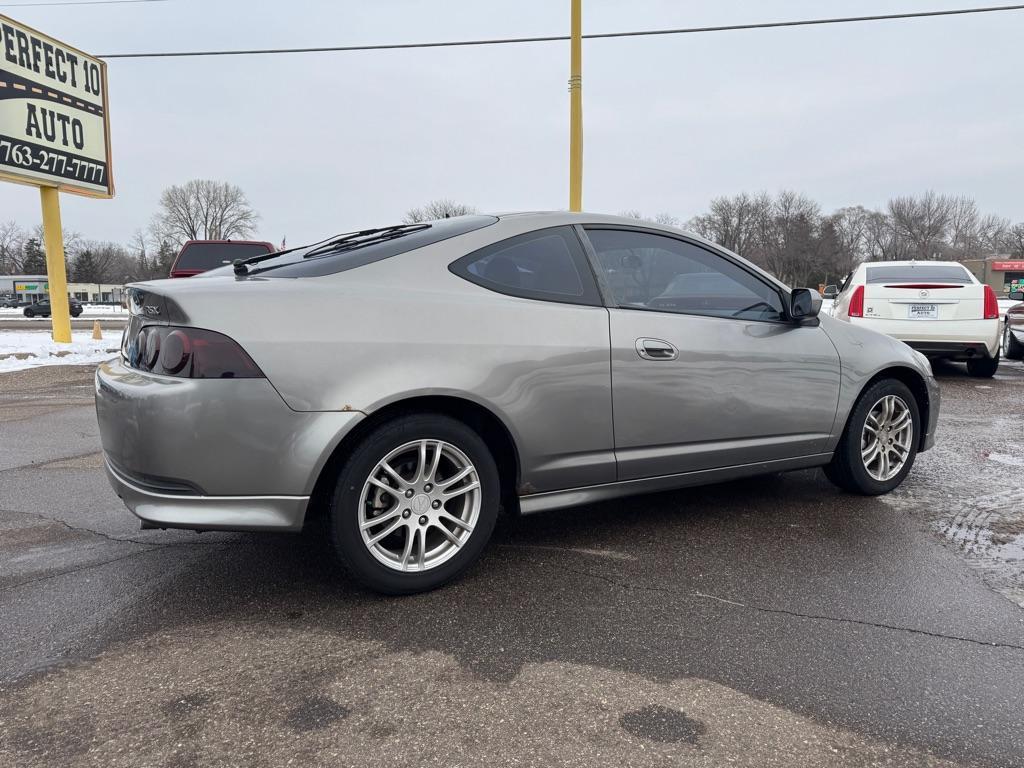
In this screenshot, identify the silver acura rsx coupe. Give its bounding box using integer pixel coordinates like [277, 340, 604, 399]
[96, 212, 939, 593]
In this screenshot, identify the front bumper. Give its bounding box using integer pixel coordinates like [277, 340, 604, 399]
[921, 373, 940, 452]
[95, 357, 364, 531]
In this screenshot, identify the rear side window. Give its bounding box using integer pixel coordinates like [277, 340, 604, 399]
[175, 242, 272, 271]
[866, 265, 972, 284]
[449, 227, 601, 306]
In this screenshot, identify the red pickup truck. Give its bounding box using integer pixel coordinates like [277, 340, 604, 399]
[169, 240, 276, 278]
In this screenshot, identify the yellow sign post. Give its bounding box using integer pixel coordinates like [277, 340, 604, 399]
[0, 14, 114, 342]
[568, 0, 582, 212]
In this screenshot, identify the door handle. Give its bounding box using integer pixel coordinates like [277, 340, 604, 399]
[635, 338, 678, 361]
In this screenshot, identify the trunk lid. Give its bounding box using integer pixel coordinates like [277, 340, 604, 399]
[862, 264, 982, 321]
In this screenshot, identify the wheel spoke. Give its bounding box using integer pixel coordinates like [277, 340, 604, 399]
[415, 440, 429, 483]
[437, 465, 473, 490]
[433, 522, 463, 549]
[439, 511, 474, 533]
[380, 461, 407, 488]
[878, 450, 890, 480]
[367, 476, 401, 497]
[366, 517, 404, 546]
[890, 410, 911, 431]
[443, 480, 480, 499]
[415, 527, 426, 570]
[360, 507, 399, 531]
[426, 441, 444, 483]
[861, 439, 880, 465]
[399, 527, 415, 570]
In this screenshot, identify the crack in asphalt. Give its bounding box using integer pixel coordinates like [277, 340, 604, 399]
[0, 507, 226, 548]
[531, 557, 1024, 653]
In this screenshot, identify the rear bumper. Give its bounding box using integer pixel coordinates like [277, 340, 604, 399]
[95, 357, 364, 531]
[105, 457, 309, 531]
[851, 318, 1000, 359]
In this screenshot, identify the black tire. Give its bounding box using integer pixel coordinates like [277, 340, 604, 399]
[1002, 321, 1023, 360]
[824, 378, 921, 496]
[328, 413, 499, 595]
[966, 353, 999, 378]
[23, 308, 33, 318]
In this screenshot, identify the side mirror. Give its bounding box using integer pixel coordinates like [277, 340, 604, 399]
[1009, 290, 1024, 302]
[823, 284, 838, 299]
[790, 288, 822, 321]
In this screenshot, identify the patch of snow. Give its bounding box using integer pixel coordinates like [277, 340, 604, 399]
[0, 329, 120, 372]
[988, 452, 1024, 468]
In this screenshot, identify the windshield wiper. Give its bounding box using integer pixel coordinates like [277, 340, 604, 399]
[233, 223, 432, 276]
[301, 223, 431, 260]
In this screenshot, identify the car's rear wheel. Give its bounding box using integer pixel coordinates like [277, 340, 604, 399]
[329, 414, 499, 594]
[23, 308, 33, 317]
[1002, 322, 1023, 360]
[966, 352, 999, 378]
[824, 379, 920, 495]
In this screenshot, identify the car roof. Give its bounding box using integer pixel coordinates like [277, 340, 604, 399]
[487, 211, 788, 291]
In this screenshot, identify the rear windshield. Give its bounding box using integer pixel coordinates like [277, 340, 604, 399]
[175, 242, 273, 271]
[236, 215, 498, 278]
[866, 264, 972, 284]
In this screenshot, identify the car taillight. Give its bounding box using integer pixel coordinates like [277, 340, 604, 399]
[983, 285, 998, 320]
[127, 326, 263, 379]
[848, 285, 865, 318]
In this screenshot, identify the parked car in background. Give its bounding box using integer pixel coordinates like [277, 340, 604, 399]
[24, 297, 83, 318]
[0, 294, 21, 308]
[829, 261, 1001, 377]
[169, 240, 277, 278]
[1002, 289, 1024, 360]
[96, 213, 938, 594]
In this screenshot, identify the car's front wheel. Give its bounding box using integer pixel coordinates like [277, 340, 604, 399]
[1002, 322, 1023, 360]
[23, 308, 33, 317]
[824, 379, 920, 495]
[966, 352, 999, 378]
[329, 414, 499, 594]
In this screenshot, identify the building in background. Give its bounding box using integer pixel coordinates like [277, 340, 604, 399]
[1, 276, 127, 305]
[962, 257, 1024, 296]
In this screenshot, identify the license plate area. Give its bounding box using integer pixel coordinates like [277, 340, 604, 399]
[908, 304, 938, 319]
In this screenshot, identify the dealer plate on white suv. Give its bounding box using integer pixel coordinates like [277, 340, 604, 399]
[908, 304, 938, 319]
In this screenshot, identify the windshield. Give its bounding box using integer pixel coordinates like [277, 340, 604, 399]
[225, 215, 498, 278]
[175, 242, 273, 272]
[866, 264, 972, 284]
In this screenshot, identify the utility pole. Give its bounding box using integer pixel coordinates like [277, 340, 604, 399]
[569, 0, 583, 212]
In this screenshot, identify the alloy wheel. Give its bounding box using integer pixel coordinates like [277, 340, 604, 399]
[358, 439, 481, 572]
[860, 394, 914, 482]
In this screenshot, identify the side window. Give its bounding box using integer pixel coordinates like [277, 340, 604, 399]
[585, 228, 785, 322]
[449, 227, 601, 306]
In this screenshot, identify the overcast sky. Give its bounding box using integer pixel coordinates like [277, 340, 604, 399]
[1, 0, 1021, 246]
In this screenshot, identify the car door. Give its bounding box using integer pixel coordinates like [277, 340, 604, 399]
[581, 226, 841, 481]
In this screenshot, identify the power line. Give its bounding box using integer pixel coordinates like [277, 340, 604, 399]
[96, 4, 1024, 59]
[1, 0, 166, 6]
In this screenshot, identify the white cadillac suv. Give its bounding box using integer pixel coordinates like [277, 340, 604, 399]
[829, 261, 1001, 377]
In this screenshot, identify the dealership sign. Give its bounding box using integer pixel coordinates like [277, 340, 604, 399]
[0, 15, 112, 196]
[992, 261, 1024, 272]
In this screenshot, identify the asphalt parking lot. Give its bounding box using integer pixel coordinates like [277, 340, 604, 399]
[1, 359, 1022, 767]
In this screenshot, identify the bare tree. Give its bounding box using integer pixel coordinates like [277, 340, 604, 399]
[618, 211, 679, 227]
[687, 192, 770, 256]
[153, 180, 259, 245]
[888, 191, 954, 260]
[0, 220, 26, 273]
[1004, 223, 1024, 258]
[403, 199, 477, 223]
[71, 241, 132, 284]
